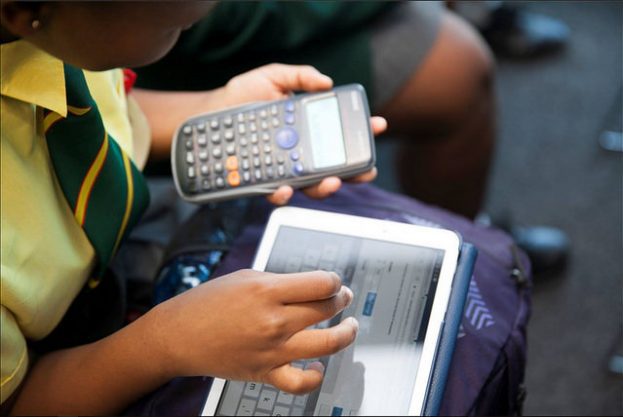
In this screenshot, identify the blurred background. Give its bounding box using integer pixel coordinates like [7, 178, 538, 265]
[375, 1, 622, 415]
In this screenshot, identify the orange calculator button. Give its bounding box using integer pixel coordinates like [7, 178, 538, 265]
[227, 171, 241, 187]
[225, 156, 239, 171]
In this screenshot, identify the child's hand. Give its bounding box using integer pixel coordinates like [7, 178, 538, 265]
[219, 63, 388, 205]
[149, 269, 357, 394]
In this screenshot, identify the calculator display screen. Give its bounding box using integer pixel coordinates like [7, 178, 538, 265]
[305, 97, 347, 169]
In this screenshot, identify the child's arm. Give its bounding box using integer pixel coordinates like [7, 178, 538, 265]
[10, 270, 356, 415]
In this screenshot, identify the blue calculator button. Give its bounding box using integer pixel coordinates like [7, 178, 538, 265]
[293, 162, 304, 175]
[290, 150, 300, 161]
[284, 100, 295, 112]
[275, 127, 299, 149]
[284, 113, 295, 125]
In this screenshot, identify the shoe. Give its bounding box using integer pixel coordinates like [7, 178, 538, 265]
[510, 225, 570, 275]
[476, 213, 570, 275]
[480, 6, 570, 58]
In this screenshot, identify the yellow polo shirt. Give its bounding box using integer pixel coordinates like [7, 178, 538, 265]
[0, 40, 149, 403]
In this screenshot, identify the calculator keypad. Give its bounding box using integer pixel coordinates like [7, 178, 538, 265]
[179, 100, 300, 195]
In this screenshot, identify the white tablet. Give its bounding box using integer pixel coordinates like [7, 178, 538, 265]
[202, 207, 460, 416]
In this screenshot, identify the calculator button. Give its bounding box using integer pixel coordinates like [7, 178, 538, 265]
[277, 165, 286, 177]
[284, 113, 295, 125]
[272, 117, 280, 128]
[210, 119, 219, 130]
[259, 109, 268, 119]
[212, 147, 222, 159]
[227, 171, 241, 187]
[284, 100, 295, 112]
[182, 125, 192, 135]
[197, 134, 208, 147]
[223, 116, 233, 127]
[242, 171, 251, 183]
[264, 155, 272, 166]
[214, 162, 224, 173]
[260, 120, 269, 131]
[252, 145, 260, 156]
[239, 137, 248, 147]
[187, 166, 196, 179]
[250, 133, 259, 144]
[225, 156, 239, 171]
[249, 122, 257, 132]
[265, 166, 274, 178]
[262, 132, 271, 142]
[186, 152, 195, 165]
[263, 144, 272, 153]
[200, 164, 210, 176]
[240, 148, 249, 158]
[198, 150, 208, 161]
[237, 113, 245, 123]
[226, 144, 236, 155]
[253, 156, 261, 168]
[270, 104, 278, 116]
[201, 179, 211, 190]
[238, 124, 246, 135]
[254, 169, 263, 181]
[210, 133, 221, 144]
[290, 150, 300, 161]
[248, 112, 256, 121]
[224, 130, 234, 141]
[276, 127, 299, 149]
[187, 181, 197, 193]
[241, 158, 250, 171]
[293, 162, 304, 175]
[184, 138, 194, 150]
[277, 155, 286, 164]
[197, 123, 206, 132]
[215, 177, 225, 189]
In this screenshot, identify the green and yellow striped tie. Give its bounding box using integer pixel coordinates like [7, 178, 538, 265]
[44, 64, 150, 288]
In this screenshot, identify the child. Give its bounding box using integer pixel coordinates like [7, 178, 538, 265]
[0, 2, 385, 414]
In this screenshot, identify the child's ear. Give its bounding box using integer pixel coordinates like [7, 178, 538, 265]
[0, 1, 45, 40]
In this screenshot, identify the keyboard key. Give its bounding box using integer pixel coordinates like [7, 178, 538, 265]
[242, 171, 251, 183]
[239, 136, 248, 147]
[198, 150, 208, 161]
[273, 405, 290, 416]
[182, 125, 192, 135]
[212, 147, 222, 159]
[251, 133, 259, 144]
[215, 177, 225, 189]
[237, 113, 245, 123]
[196, 122, 206, 132]
[210, 133, 221, 144]
[226, 144, 236, 155]
[186, 152, 195, 165]
[210, 119, 219, 130]
[253, 157, 261, 168]
[244, 382, 262, 399]
[277, 391, 294, 405]
[214, 162, 224, 174]
[254, 169, 262, 181]
[252, 145, 260, 156]
[241, 158, 250, 171]
[262, 132, 271, 142]
[263, 144, 272, 154]
[293, 394, 307, 408]
[236, 398, 256, 416]
[238, 123, 246, 134]
[187, 166, 196, 179]
[257, 389, 277, 411]
[223, 116, 233, 127]
[224, 130, 234, 141]
[264, 155, 272, 166]
[197, 134, 207, 147]
[260, 120, 269, 130]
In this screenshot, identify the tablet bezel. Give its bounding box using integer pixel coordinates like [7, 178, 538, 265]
[203, 206, 460, 416]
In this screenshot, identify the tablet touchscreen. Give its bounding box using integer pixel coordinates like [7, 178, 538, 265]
[214, 225, 446, 416]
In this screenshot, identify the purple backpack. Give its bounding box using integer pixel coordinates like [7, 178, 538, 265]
[126, 183, 532, 416]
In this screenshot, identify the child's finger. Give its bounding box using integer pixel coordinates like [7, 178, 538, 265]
[281, 317, 359, 361]
[301, 177, 342, 199]
[266, 185, 294, 205]
[264, 362, 325, 395]
[371, 116, 388, 135]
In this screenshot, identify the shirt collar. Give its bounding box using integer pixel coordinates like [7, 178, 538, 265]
[1, 40, 67, 117]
